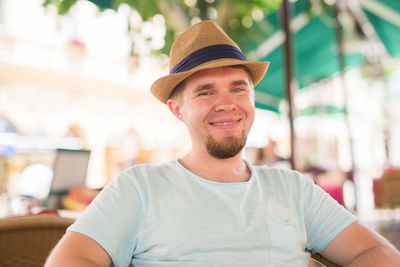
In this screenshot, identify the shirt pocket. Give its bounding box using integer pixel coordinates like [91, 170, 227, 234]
[266, 220, 304, 265]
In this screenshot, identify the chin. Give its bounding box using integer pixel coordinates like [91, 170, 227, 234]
[205, 132, 247, 159]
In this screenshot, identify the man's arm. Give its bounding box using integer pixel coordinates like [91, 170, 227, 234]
[321, 221, 400, 266]
[45, 231, 112, 267]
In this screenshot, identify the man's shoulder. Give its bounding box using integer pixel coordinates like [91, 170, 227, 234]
[251, 164, 312, 187]
[106, 160, 181, 194]
[115, 160, 180, 184]
[251, 164, 298, 178]
[125, 160, 178, 174]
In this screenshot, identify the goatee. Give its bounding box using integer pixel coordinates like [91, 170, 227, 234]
[205, 131, 247, 159]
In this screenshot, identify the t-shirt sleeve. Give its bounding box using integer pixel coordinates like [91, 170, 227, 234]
[67, 169, 144, 267]
[299, 173, 358, 253]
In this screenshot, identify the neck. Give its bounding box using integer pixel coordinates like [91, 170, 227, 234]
[179, 148, 251, 183]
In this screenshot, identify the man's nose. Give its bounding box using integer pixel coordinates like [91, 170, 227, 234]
[214, 92, 236, 112]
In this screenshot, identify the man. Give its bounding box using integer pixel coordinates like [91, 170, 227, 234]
[46, 21, 400, 267]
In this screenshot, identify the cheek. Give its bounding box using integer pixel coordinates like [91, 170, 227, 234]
[240, 98, 255, 126]
[248, 111, 255, 127]
[240, 96, 255, 113]
[182, 104, 208, 127]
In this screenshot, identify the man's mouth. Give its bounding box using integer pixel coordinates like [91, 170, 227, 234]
[210, 119, 241, 126]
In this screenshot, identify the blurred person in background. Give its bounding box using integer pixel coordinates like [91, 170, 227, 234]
[46, 21, 400, 267]
[254, 138, 290, 169]
[66, 123, 89, 149]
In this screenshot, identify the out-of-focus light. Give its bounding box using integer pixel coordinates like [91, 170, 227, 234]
[242, 16, 253, 28]
[129, 9, 143, 29]
[153, 14, 165, 26]
[207, 7, 217, 20]
[252, 7, 264, 22]
[324, 0, 336, 6]
[117, 3, 131, 16]
[184, 0, 197, 8]
[191, 17, 202, 25]
[142, 21, 154, 37]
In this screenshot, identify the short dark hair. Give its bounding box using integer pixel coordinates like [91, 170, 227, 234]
[168, 64, 253, 101]
[168, 79, 186, 101]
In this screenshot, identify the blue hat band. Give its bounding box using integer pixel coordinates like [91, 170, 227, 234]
[170, 44, 248, 74]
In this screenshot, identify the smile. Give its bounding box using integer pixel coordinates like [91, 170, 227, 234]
[210, 119, 241, 126]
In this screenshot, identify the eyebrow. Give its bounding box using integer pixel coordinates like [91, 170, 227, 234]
[231, 80, 251, 87]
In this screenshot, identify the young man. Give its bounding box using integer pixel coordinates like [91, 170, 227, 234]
[46, 21, 400, 267]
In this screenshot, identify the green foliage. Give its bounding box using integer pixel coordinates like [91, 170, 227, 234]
[43, 0, 78, 15]
[42, 0, 332, 56]
[116, 0, 161, 20]
[161, 27, 176, 56]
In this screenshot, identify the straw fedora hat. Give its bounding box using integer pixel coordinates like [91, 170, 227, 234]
[150, 20, 270, 104]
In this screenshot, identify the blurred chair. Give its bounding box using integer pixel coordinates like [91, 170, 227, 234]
[374, 169, 400, 208]
[0, 215, 75, 266]
[312, 253, 342, 267]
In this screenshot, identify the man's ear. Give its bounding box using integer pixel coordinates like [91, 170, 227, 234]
[167, 98, 184, 122]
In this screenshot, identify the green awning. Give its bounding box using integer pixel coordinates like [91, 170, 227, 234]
[250, 0, 400, 112]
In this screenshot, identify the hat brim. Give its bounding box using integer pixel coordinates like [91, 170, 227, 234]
[151, 58, 270, 104]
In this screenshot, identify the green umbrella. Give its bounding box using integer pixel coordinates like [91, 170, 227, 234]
[250, 0, 400, 112]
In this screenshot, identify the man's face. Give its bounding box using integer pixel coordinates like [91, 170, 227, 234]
[168, 66, 255, 159]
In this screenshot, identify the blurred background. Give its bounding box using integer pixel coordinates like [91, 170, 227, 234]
[0, 0, 400, 250]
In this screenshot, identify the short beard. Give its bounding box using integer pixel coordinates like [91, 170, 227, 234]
[205, 131, 247, 159]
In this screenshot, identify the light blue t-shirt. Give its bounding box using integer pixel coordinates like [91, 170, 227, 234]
[68, 159, 358, 267]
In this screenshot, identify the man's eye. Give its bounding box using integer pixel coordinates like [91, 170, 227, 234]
[198, 91, 211, 96]
[232, 88, 244, 93]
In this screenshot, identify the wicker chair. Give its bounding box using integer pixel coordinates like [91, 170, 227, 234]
[0, 215, 75, 267]
[312, 253, 342, 267]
